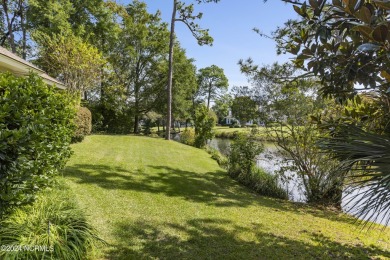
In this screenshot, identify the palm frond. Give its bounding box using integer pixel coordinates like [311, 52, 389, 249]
[320, 126, 390, 227]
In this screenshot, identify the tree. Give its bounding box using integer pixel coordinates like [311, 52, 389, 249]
[172, 47, 198, 130]
[35, 32, 104, 97]
[0, 0, 26, 55]
[230, 86, 258, 125]
[269, 0, 390, 224]
[239, 61, 319, 123]
[166, 0, 219, 140]
[231, 96, 257, 126]
[194, 104, 217, 147]
[109, 1, 169, 133]
[197, 65, 229, 109]
[212, 93, 232, 123]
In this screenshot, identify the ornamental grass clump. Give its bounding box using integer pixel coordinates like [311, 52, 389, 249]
[0, 186, 104, 260]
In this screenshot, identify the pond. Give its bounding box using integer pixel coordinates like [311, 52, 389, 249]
[208, 138, 389, 226]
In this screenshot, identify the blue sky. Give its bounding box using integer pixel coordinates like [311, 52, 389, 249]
[120, 1, 300, 88]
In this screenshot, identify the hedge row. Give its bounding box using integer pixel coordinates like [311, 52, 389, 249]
[0, 73, 76, 216]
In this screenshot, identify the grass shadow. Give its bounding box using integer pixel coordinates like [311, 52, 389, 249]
[107, 217, 389, 259]
[63, 163, 366, 226]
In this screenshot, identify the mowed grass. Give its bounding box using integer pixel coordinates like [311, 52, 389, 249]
[62, 135, 390, 259]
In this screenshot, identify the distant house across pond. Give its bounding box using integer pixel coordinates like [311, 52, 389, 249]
[0, 46, 65, 89]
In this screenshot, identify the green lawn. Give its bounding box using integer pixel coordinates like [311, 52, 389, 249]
[62, 135, 389, 259]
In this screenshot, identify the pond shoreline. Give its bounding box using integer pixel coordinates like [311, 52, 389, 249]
[208, 137, 389, 226]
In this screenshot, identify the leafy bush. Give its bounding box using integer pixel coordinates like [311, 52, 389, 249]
[194, 105, 217, 148]
[274, 123, 344, 206]
[0, 186, 104, 259]
[88, 102, 133, 134]
[227, 134, 288, 199]
[236, 166, 288, 200]
[205, 147, 228, 168]
[72, 106, 92, 143]
[180, 128, 195, 146]
[228, 134, 263, 177]
[0, 73, 76, 216]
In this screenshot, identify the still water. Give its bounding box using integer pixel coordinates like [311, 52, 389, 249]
[208, 138, 389, 226]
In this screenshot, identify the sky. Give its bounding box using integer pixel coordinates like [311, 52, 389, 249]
[120, 1, 300, 88]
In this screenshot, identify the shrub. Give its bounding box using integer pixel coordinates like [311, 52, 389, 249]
[205, 147, 228, 168]
[236, 166, 288, 200]
[194, 105, 217, 148]
[72, 106, 92, 143]
[88, 102, 133, 134]
[180, 128, 195, 146]
[0, 186, 104, 259]
[274, 123, 344, 206]
[0, 73, 76, 216]
[227, 133, 288, 199]
[228, 134, 263, 177]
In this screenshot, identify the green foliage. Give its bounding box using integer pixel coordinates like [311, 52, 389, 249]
[272, 123, 345, 207]
[275, 0, 390, 100]
[72, 106, 92, 143]
[227, 134, 287, 199]
[238, 166, 288, 200]
[239, 62, 319, 124]
[228, 133, 263, 177]
[273, 0, 390, 223]
[197, 65, 229, 109]
[231, 96, 258, 125]
[205, 146, 228, 168]
[215, 130, 240, 139]
[180, 128, 196, 146]
[212, 94, 232, 122]
[0, 73, 76, 216]
[88, 83, 134, 134]
[166, 0, 218, 140]
[0, 186, 104, 259]
[320, 125, 390, 226]
[34, 31, 105, 94]
[194, 105, 217, 148]
[109, 0, 169, 133]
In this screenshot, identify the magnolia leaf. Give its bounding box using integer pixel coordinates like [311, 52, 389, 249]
[309, 0, 319, 9]
[293, 5, 306, 17]
[352, 25, 373, 40]
[354, 6, 372, 23]
[372, 24, 388, 42]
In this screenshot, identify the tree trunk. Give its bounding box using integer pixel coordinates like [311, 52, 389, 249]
[207, 83, 212, 109]
[2, 1, 15, 53]
[134, 114, 139, 134]
[20, 1, 26, 59]
[166, 0, 177, 140]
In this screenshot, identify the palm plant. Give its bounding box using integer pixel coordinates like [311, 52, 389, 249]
[320, 125, 390, 227]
